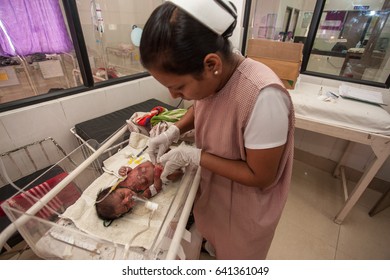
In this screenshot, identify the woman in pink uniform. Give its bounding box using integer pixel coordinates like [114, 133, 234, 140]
[139, 0, 295, 259]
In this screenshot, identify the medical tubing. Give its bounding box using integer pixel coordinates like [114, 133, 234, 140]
[122, 209, 156, 259]
[165, 166, 201, 260]
[0, 125, 128, 250]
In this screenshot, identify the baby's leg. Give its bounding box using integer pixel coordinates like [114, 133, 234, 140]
[118, 166, 132, 177]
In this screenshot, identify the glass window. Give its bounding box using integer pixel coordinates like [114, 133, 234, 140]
[0, 1, 76, 104]
[0, 0, 162, 110]
[306, 1, 390, 85]
[75, 0, 161, 84]
[245, 0, 390, 88]
[246, 0, 316, 42]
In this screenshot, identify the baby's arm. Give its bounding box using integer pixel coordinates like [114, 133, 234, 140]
[140, 164, 183, 199]
[118, 166, 132, 177]
[141, 165, 163, 199]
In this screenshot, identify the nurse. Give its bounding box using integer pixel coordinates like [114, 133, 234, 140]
[140, 0, 295, 259]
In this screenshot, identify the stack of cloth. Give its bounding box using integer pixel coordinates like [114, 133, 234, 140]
[127, 106, 188, 138]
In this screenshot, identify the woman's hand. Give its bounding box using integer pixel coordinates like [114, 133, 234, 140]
[147, 124, 180, 163]
[159, 145, 201, 182]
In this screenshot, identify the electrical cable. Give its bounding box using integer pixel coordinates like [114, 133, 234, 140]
[176, 98, 183, 108]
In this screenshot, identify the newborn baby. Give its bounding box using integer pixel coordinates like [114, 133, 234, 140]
[95, 161, 182, 221]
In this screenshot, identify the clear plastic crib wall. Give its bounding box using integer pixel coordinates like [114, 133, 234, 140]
[1, 136, 199, 260]
[1, 141, 109, 258]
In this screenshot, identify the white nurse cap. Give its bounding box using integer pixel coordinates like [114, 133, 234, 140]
[168, 0, 237, 37]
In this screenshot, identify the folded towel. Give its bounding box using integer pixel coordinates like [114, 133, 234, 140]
[150, 108, 187, 126]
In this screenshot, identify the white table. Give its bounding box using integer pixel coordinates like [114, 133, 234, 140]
[290, 83, 390, 224]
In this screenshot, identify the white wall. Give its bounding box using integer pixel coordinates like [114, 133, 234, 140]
[250, 0, 314, 40]
[276, 0, 307, 34]
[0, 77, 175, 155]
[251, 0, 280, 39]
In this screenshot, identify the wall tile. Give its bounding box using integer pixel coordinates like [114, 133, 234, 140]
[104, 79, 141, 112]
[0, 100, 73, 152]
[138, 77, 177, 106]
[299, 74, 323, 85]
[59, 88, 108, 127]
[0, 120, 14, 154]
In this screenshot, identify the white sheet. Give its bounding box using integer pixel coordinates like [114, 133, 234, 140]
[60, 134, 181, 251]
[290, 83, 390, 135]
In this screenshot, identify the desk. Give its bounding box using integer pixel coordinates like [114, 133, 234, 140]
[290, 82, 390, 224]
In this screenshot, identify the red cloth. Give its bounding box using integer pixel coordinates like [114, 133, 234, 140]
[0, 172, 80, 219]
[135, 106, 166, 126]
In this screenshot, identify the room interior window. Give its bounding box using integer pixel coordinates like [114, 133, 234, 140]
[75, 0, 161, 85]
[245, 0, 390, 88]
[306, 0, 390, 85]
[0, 0, 162, 111]
[0, 0, 75, 105]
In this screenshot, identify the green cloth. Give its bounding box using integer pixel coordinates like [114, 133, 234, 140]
[151, 108, 187, 126]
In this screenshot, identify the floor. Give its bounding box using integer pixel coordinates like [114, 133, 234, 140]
[1, 159, 389, 260]
[267, 160, 389, 260]
[200, 160, 390, 260]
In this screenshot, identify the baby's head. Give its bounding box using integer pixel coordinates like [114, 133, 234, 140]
[95, 187, 136, 221]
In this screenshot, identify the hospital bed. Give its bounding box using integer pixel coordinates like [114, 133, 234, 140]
[290, 81, 390, 224]
[0, 128, 201, 260]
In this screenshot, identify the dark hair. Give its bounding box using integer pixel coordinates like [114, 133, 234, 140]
[95, 188, 120, 221]
[140, 2, 234, 76]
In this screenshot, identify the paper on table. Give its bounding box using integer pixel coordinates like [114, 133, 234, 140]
[339, 84, 386, 105]
[38, 60, 64, 79]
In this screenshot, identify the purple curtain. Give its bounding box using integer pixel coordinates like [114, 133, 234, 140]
[0, 0, 73, 56]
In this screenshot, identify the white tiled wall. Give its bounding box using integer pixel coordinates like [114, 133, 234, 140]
[0, 76, 174, 155]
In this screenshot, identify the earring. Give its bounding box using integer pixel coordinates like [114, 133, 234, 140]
[214, 70, 219, 75]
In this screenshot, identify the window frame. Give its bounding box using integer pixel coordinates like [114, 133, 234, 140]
[241, 0, 390, 89]
[1, 0, 389, 113]
[0, 0, 150, 113]
[300, 0, 390, 89]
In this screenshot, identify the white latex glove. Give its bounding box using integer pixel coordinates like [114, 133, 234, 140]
[160, 145, 201, 183]
[147, 124, 180, 163]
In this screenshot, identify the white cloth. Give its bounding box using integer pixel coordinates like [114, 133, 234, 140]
[290, 82, 390, 135]
[61, 133, 180, 250]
